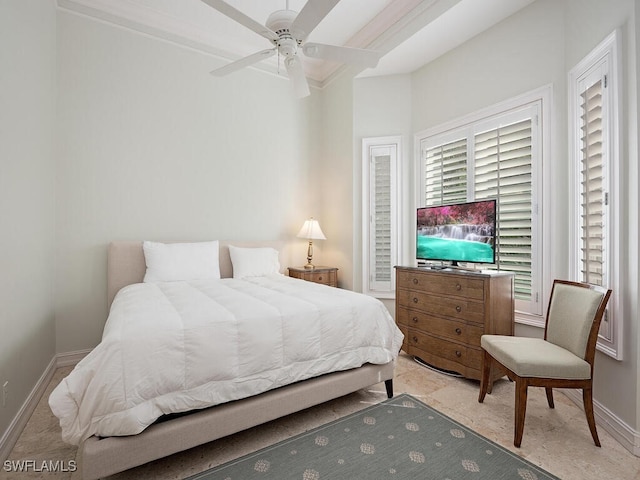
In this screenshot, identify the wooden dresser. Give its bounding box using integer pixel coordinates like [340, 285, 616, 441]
[395, 266, 514, 381]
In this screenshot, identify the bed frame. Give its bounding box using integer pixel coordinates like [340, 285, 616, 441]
[80, 241, 395, 479]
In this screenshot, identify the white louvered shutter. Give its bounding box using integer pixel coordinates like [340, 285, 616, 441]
[474, 119, 533, 301]
[424, 138, 467, 206]
[363, 138, 399, 297]
[579, 80, 605, 286]
[371, 152, 393, 290]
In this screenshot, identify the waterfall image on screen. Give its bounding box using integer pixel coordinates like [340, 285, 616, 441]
[416, 200, 496, 265]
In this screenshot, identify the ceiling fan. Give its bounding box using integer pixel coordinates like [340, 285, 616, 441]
[201, 0, 382, 98]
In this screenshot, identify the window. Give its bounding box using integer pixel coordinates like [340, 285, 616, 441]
[416, 89, 547, 320]
[362, 136, 400, 298]
[569, 30, 622, 359]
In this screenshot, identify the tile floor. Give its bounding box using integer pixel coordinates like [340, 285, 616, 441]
[2, 352, 639, 479]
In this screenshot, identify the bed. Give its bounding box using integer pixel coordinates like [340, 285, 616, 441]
[49, 240, 403, 479]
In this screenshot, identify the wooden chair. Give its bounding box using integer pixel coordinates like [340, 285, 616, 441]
[478, 279, 612, 447]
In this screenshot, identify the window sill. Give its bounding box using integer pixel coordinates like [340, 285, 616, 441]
[515, 311, 545, 329]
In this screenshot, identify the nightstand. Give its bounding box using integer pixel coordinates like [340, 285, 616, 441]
[288, 266, 338, 287]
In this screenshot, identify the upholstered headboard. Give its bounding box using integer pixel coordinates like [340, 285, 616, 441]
[107, 240, 286, 308]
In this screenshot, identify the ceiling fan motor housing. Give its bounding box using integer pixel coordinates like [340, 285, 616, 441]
[266, 9, 300, 57]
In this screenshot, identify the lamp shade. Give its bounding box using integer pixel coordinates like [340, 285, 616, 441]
[297, 218, 326, 240]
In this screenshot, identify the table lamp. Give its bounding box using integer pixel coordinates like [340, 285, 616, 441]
[297, 218, 326, 269]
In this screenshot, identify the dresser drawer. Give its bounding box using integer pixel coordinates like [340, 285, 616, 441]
[397, 289, 485, 324]
[397, 307, 483, 345]
[304, 270, 336, 285]
[408, 330, 482, 368]
[397, 270, 485, 300]
[288, 267, 338, 287]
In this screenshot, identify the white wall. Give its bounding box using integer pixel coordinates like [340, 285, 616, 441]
[316, 75, 356, 289]
[0, 0, 56, 438]
[54, 10, 320, 352]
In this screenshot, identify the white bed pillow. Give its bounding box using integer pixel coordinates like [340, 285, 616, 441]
[228, 245, 281, 279]
[143, 241, 220, 283]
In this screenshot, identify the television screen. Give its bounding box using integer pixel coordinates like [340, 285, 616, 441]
[416, 199, 497, 265]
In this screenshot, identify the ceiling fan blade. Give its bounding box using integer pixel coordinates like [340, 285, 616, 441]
[289, 0, 340, 41]
[284, 57, 310, 98]
[302, 43, 381, 68]
[200, 0, 278, 42]
[210, 48, 276, 76]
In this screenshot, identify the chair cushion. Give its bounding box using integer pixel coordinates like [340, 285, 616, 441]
[481, 335, 591, 379]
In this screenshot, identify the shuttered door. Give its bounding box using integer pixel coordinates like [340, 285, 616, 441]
[474, 120, 533, 301]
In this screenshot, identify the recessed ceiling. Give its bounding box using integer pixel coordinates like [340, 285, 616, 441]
[57, 0, 534, 87]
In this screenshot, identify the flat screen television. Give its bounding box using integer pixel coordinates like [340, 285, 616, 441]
[416, 199, 497, 266]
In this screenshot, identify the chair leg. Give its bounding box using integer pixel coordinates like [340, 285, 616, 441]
[583, 387, 601, 447]
[545, 387, 555, 409]
[478, 350, 492, 403]
[514, 379, 528, 447]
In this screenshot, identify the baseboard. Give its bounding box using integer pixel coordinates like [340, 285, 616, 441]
[0, 349, 91, 463]
[561, 389, 640, 456]
[0, 356, 57, 463]
[55, 348, 91, 368]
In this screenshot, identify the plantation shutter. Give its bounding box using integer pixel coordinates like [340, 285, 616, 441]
[474, 120, 533, 301]
[424, 138, 467, 206]
[579, 80, 605, 285]
[371, 153, 393, 290]
[363, 137, 399, 297]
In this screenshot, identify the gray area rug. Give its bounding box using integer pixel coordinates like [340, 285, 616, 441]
[187, 393, 558, 480]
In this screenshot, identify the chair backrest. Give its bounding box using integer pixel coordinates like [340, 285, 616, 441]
[544, 280, 612, 361]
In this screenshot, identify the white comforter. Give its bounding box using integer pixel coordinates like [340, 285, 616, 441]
[49, 275, 404, 445]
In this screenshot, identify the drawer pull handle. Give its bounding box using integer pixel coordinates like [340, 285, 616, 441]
[412, 278, 418, 285]
[455, 328, 462, 335]
[413, 297, 419, 304]
[412, 336, 418, 343]
[318, 276, 323, 281]
[455, 305, 462, 313]
[412, 317, 419, 323]
[456, 283, 462, 291]
[455, 351, 462, 357]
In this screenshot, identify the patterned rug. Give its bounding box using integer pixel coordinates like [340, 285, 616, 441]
[187, 393, 559, 480]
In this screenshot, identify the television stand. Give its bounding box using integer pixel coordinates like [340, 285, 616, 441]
[395, 266, 514, 381]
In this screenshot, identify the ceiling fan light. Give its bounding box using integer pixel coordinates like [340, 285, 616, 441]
[278, 38, 298, 57]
